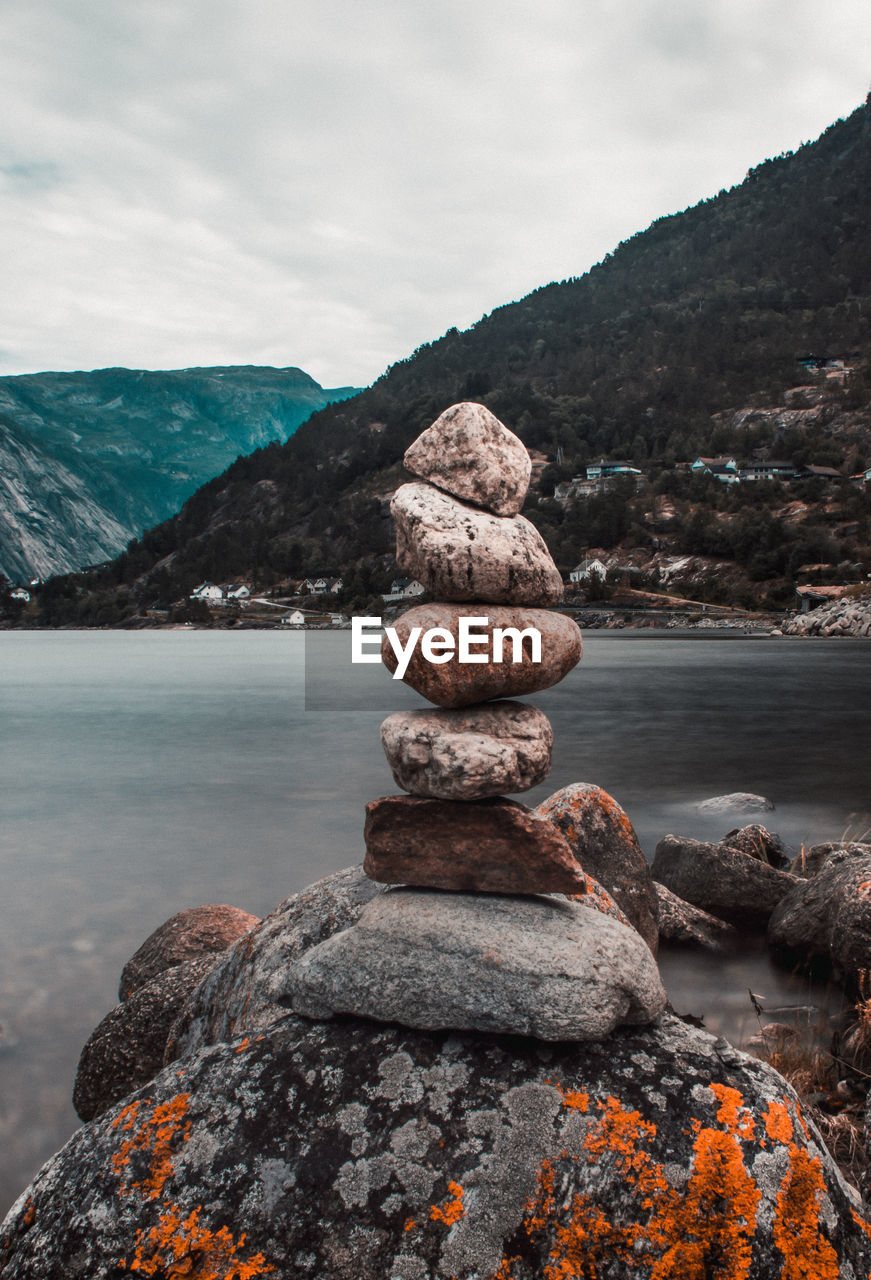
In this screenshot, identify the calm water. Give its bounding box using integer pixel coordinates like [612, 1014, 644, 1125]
[1, 630, 869, 1213]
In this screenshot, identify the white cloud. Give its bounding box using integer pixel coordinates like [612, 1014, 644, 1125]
[0, 0, 869, 386]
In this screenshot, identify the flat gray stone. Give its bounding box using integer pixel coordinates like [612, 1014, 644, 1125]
[403, 401, 531, 516]
[654, 883, 739, 952]
[696, 792, 774, 815]
[380, 701, 552, 799]
[391, 481, 563, 605]
[288, 887, 667, 1040]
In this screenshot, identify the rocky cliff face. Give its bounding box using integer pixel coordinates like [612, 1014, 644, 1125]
[0, 365, 358, 582]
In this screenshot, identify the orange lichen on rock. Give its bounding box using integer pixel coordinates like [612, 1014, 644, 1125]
[111, 1094, 192, 1201]
[430, 1180, 466, 1227]
[709, 1083, 756, 1141]
[121, 1205, 273, 1278]
[763, 1100, 840, 1279]
[486, 1083, 855, 1280]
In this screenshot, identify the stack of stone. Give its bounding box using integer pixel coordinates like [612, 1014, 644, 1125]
[290, 403, 665, 1041]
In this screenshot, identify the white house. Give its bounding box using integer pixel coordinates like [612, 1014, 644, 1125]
[226, 583, 250, 600]
[569, 559, 607, 585]
[382, 578, 426, 603]
[190, 583, 224, 601]
[303, 577, 330, 594]
[281, 609, 306, 626]
[10, 588, 30, 602]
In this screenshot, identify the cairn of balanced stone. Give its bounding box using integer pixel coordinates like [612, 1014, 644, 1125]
[290, 402, 665, 1040]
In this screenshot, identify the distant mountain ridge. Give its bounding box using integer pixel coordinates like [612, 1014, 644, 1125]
[0, 365, 358, 582]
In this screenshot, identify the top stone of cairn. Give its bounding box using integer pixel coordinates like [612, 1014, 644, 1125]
[403, 402, 532, 517]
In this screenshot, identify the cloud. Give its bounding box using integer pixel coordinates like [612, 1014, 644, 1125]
[0, 0, 869, 386]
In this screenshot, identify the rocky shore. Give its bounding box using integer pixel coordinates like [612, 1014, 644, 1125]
[781, 592, 871, 637]
[2, 406, 869, 1277]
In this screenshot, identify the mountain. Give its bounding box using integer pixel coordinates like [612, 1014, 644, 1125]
[17, 98, 871, 624]
[0, 366, 358, 582]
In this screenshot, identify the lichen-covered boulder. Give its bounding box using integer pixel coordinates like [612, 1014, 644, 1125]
[119, 903, 259, 1000]
[167, 866, 636, 1064]
[73, 955, 217, 1122]
[768, 844, 871, 974]
[654, 883, 739, 952]
[2, 1014, 867, 1278]
[652, 834, 798, 930]
[536, 783, 659, 954]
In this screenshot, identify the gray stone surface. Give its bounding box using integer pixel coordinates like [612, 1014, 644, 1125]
[3, 1013, 866, 1279]
[73, 955, 217, 1122]
[696, 792, 775, 815]
[721, 823, 790, 869]
[391, 481, 564, 605]
[768, 844, 871, 972]
[166, 866, 383, 1062]
[654, 882, 739, 952]
[652, 834, 798, 929]
[289, 887, 667, 1040]
[380, 701, 552, 799]
[403, 401, 532, 516]
[382, 602, 581, 707]
[789, 840, 862, 878]
[119, 903, 259, 1000]
[536, 782, 659, 954]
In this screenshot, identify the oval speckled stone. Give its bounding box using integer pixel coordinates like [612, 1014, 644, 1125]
[403, 401, 532, 516]
[381, 603, 581, 707]
[380, 701, 552, 799]
[391, 481, 563, 606]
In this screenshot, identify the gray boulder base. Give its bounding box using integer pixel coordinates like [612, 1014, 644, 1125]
[380, 701, 552, 799]
[391, 481, 564, 605]
[768, 844, 871, 972]
[382, 602, 581, 707]
[654, 882, 739, 952]
[536, 782, 659, 954]
[652, 834, 798, 929]
[403, 401, 532, 517]
[2, 1014, 866, 1278]
[73, 955, 216, 1121]
[119, 902, 259, 1000]
[288, 887, 666, 1040]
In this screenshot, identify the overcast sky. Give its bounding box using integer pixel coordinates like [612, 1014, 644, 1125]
[1, 1, 869, 389]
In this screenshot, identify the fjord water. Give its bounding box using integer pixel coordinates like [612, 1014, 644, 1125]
[1, 630, 869, 1212]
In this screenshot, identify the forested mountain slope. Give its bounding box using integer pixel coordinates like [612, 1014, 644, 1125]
[22, 98, 871, 623]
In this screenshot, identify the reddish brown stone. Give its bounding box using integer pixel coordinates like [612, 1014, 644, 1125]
[363, 795, 587, 895]
[381, 602, 582, 707]
[403, 401, 531, 516]
[537, 783, 659, 954]
[119, 904, 260, 1001]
